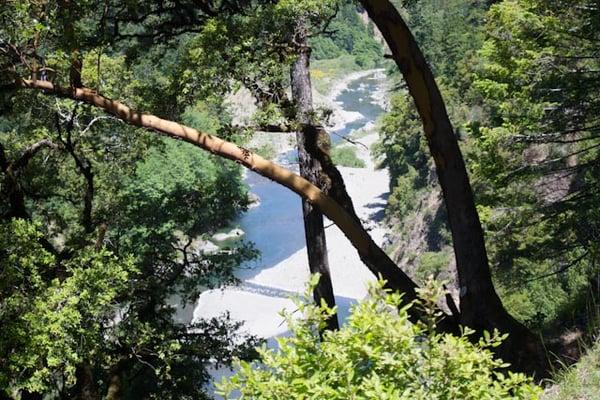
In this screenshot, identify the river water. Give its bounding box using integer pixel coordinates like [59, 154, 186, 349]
[191, 69, 389, 395]
[235, 73, 386, 276]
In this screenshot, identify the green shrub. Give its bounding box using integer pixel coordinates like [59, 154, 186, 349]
[309, 1, 383, 65]
[543, 339, 600, 400]
[386, 166, 419, 218]
[218, 278, 541, 400]
[311, 36, 346, 60]
[331, 146, 366, 168]
[352, 36, 384, 68]
[416, 251, 452, 282]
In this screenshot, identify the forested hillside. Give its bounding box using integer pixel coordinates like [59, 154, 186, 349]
[1, 0, 599, 399]
[379, 0, 600, 335]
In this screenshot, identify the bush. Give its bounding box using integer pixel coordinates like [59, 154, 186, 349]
[251, 143, 277, 161]
[331, 146, 366, 168]
[543, 338, 600, 400]
[217, 278, 541, 400]
[386, 166, 419, 218]
[352, 36, 383, 68]
[416, 251, 452, 282]
[311, 36, 346, 60]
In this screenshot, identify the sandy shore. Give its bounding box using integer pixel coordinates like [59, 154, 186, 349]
[245, 68, 386, 157]
[315, 68, 385, 132]
[193, 71, 390, 393]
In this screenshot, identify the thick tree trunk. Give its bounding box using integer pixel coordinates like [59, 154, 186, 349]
[104, 358, 131, 400]
[0, 139, 57, 220]
[63, 137, 95, 234]
[360, 0, 548, 376]
[73, 363, 100, 400]
[290, 23, 339, 331]
[105, 371, 123, 400]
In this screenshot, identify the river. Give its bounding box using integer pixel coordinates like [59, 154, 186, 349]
[234, 72, 386, 274]
[190, 70, 389, 391]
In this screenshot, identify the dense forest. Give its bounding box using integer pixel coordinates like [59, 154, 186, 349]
[1, 0, 599, 399]
[381, 0, 600, 334]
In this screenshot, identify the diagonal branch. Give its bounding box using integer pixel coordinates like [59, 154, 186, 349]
[12, 77, 456, 331]
[360, 0, 548, 376]
[11, 139, 58, 172]
[54, 109, 96, 234]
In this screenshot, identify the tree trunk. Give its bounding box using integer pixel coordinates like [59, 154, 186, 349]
[105, 371, 123, 400]
[290, 21, 339, 331]
[0, 139, 57, 220]
[73, 363, 99, 400]
[359, 0, 548, 376]
[104, 358, 131, 400]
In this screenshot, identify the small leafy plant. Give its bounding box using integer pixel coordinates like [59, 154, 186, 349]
[331, 146, 366, 168]
[217, 276, 541, 399]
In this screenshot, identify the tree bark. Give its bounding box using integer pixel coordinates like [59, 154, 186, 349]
[105, 374, 122, 400]
[0, 139, 57, 220]
[359, 0, 548, 376]
[290, 21, 339, 331]
[73, 363, 100, 400]
[61, 124, 95, 234]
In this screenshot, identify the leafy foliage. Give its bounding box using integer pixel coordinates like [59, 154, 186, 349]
[311, 1, 384, 68]
[218, 278, 541, 399]
[330, 145, 366, 168]
[0, 2, 261, 397]
[467, 0, 600, 330]
[543, 338, 600, 400]
[0, 219, 136, 392]
[416, 251, 452, 282]
[378, 0, 600, 334]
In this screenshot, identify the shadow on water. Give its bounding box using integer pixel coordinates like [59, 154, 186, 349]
[235, 72, 386, 281]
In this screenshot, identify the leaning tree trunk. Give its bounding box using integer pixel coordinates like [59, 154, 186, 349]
[73, 363, 100, 400]
[290, 20, 339, 331]
[359, 0, 548, 376]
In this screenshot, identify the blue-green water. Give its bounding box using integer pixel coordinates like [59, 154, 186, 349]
[236, 72, 385, 277]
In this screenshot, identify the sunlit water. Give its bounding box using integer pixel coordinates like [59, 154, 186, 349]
[236, 73, 385, 274]
[186, 70, 388, 396]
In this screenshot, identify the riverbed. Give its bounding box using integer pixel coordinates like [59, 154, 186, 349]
[192, 69, 390, 390]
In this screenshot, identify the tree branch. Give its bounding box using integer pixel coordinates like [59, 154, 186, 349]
[13, 78, 441, 326]
[11, 139, 58, 172]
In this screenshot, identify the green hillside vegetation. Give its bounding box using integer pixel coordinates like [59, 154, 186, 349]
[0, 22, 258, 396]
[378, 0, 600, 334]
[543, 340, 600, 400]
[310, 1, 384, 68]
[311, 55, 362, 94]
[331, 145, 366, 168]
[373, 1, 600, 392]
